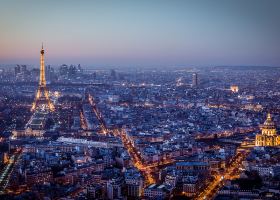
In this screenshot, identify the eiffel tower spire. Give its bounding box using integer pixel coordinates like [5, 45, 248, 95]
[31, 44, 54, 112]
[39, 43, 46, 86]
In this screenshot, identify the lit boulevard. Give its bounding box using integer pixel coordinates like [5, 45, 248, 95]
[196, 126, 258, 139]
[88, 94, 108, 134]
[0, 148, 22, 194]
[195, 148, 251, 200]
[79, 110, 88, 130]
[114, 129, 174, 185]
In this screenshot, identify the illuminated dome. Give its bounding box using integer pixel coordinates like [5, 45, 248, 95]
[263, 113, 275, 128]
[255, 112, 280, 147]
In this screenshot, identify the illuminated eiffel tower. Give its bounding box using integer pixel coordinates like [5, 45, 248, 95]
[31, 44, 55, 112]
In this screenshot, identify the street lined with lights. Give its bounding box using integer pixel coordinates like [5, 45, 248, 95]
[195, 148, 251, 200]
[0, 148, 22, 194]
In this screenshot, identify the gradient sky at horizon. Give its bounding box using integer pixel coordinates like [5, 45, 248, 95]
[0, 0, 279, 67]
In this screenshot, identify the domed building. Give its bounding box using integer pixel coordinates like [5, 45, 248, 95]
[255, 113, 280, 146]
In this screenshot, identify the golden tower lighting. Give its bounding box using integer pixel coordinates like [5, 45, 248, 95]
[31, 44, 55, 112]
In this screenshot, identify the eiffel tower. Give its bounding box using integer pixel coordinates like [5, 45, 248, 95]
[31, 44, 55, 112]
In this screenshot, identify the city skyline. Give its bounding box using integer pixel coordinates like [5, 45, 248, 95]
[0, 0, 280, 67]
[2, 1, 280, 199]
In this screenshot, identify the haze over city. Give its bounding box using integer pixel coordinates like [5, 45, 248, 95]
[1, 1, 280, 200]
[0, 0, 280, 67]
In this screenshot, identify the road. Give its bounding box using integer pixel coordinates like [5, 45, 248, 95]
[79, 110, 88, 130]
[117, 129, 156, 184]
[195, 148, 250, 200]
[0, 148, 22, 194]
[88, 94, 108, 134]
[114, 129, 175, 185]
[196, 126, 258, 139]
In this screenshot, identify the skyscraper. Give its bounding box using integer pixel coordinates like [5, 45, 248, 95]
[192, 73, 198, 87]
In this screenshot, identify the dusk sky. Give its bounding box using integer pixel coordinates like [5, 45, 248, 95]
[0, 0, 279, 67]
